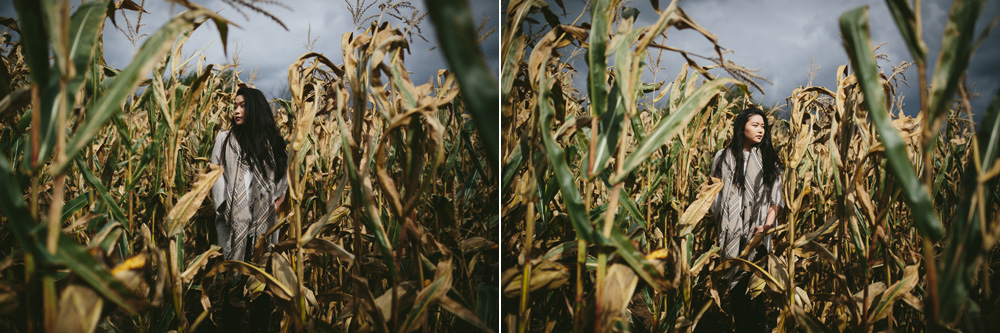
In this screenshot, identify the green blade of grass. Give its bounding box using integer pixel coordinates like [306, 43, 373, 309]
[54, 230, 146, 312]
[401, 259, 454, 332]
[938, 87, 1000, 323]
[599, 172, 647, 228]
[839, 6, 943, 241]
[55, 7, 228, 174]
[868, 265, 919, 322]
[884, 0, 927, 65]
[609, 227, 669, 291]
[926, 0, 986, 125]
[587, 0, 610, 119]
[65, 1, 108, 107]
[335, 107, 398, 281]
[164, 165, 222, 237]
[12, 0, 49, 88]
[0, 153, 48, 260]
[501, 137, 525, 192]
[60, 194, 89, 223]
[2, 154, 147, 311]
[426, 0, 498, 169]
[539, 72, 594, 243]
[611, 78, 738, 184]
[75, 158, 129, 233]
[590, 82, 625, 177]
[205, 260, 295, 301]
[501, 36, 524, 102]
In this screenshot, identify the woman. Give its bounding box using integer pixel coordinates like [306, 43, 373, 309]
[211, 87, 288, 262]
[210, 87, 288, 331]
[709, 107, 783, 331]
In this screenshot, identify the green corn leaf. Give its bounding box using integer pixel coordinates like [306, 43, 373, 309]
[884, 0, 927, 65]
[938, 87, 1000, 324]
[205, 260, 294, 301]
[0, 153, 48, 260]
[629, 105, 648, 145]
[65, 1, 108, 107]
[976, 90, 1000, 189]
[839, 6, 943, 241]
[164, 165, 222, 237]
[926, 0, 986, 125]
[54, 230, 145, 312]
[439, 294, 493, 333]
[427, 0, 499, 169]
[209, 16, 231, 57]
[543, 241, 579, 262]
[75, 158, 129, 233]
[612, 27, 646, 114]
[792, 306, 834, 333]
[56, 7, 227, 174]
[1, 156, 146, 311]
[599, 173, 647, 228]
[587, 0, 610, 119]
[99, 136, 121, 186]
[611, 78, 738, 184]
[29, 1, 106, 168]
[868, 265, 919, 322]
[501, 137, 525, 192]
[539, 72, 595, 242]
[609, 227, 668, 291]
[719, 257, 783, 292]
[501, 36, 524, 101]
[401, 259, 454, 332]
[590, 82, 625, 177]
[387, 48, 417, 109]
[616, 186, 647, 230]
[124, 125, 166, 195]
[60, 194, 89, 223]
[476, 285, 499, 332]
[335, 108, 398, 281]
[12, 0, 49, 88]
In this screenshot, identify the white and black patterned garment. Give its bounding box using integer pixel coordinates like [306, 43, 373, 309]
[709, 146, 783, 289]
[210, 130, 288, 262]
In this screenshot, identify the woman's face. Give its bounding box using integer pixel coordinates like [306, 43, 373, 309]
[743, 114, 765, 146]
[233, 95, 246, 126]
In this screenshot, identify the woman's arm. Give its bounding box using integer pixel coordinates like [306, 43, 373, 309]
[210, 132, 227, 211]
[755, 204, 779, 234]
[274, 196, 284, 212]
[274, 170, 288, 212]
[709, 150, 724, 216]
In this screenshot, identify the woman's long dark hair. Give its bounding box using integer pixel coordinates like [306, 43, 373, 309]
[716, 107, 782, 190]
[226, 87, 287, 183]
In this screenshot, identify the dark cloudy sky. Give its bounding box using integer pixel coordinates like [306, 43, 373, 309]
[1, 0, 499, 100]
[529, 0, 1000, 123]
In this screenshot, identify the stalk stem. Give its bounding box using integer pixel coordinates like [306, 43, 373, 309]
[518, 190, 535, 333]
[596, 105, 631, 331]
[922, 237, 940, 325]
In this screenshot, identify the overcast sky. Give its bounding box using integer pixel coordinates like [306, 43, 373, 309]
[3, 1, 998, 122]
[525, 0, 1000, 123]
[1, 0, 499, 101]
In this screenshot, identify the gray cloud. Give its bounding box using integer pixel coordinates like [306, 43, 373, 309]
[545, 0, 999, 123]
[1, 0, 499, 100]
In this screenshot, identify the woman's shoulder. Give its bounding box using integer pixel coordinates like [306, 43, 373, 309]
[710, 148, 727, 170]
[213, 130, 232, 150]
[712, 148, 726, 161]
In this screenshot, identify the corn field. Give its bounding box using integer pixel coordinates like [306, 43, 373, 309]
[0, 0, 498, 332]
[501, 0, 999, 332]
